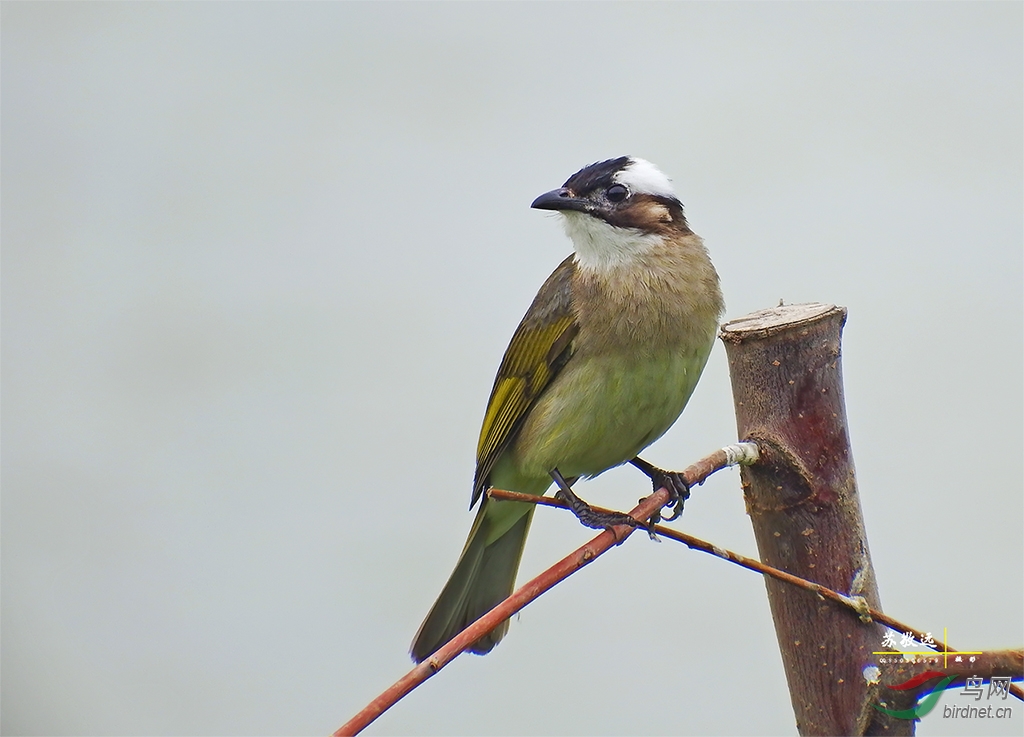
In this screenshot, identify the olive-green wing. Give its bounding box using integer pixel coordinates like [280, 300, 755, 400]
[471, 255, 578, 505]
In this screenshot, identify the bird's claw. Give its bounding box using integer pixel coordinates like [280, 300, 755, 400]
[554, 487, 640, 531]
[656, 470, 690, 521]
[630, 457, 691, 523]
[550, 469, 640, 532]
[642, 512, 662, 541]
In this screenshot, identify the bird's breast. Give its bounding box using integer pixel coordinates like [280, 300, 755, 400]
[570, 235, 723, 355]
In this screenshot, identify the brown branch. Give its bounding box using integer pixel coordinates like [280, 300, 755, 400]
[334, 491, 666, 737]
[871, 648, 1024, 725]
[718, 303, 1022, 729]
[335, 435, 1021, 735]
[332, 445, 753, 736]
[879, 649, 1023, 683]
[490, 488, 1024, 703]
[721, 303, 894, 735]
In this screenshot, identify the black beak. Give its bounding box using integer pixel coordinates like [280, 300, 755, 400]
[530, 187, 593, 213]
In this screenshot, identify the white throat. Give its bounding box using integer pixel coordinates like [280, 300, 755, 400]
[561, 212, 663, 272]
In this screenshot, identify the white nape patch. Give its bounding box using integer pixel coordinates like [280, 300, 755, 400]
[613, 158, 676, 199]
[561, 211, 664, 272]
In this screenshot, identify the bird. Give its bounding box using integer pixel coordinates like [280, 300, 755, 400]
[410, 156, 724, 663]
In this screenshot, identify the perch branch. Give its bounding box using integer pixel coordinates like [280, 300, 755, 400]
[332, 443, 756, 736]
[490, 488, 1024, 703]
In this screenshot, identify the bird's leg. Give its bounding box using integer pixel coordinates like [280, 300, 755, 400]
[630, 457, 691, 523]
[549, 469, 641, 531]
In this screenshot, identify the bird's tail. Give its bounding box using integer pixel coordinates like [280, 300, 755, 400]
[410, 498, 535, 663]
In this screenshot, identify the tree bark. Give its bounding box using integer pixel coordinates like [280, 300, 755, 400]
[720, 303, 909, 736]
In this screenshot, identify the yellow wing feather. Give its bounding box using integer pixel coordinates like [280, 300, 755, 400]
[472, 256, 578, 505]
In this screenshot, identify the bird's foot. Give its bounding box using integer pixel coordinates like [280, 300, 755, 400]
[630, 457, 691, 524]
[549, 469, 640, 531]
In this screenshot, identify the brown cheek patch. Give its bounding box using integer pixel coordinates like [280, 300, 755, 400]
[640, 202, 672, 224]
[608, 196, 683, 232]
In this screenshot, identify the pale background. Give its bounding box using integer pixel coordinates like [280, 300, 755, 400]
[2, 3, 1021, 736]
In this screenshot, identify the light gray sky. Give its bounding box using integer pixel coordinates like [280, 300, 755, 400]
[2, 3, 1021, 736]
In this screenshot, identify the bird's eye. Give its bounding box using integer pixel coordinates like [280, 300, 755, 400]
[606, 184, 628, 202]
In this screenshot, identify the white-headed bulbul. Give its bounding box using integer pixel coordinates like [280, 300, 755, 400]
[410, 157, 724, 662]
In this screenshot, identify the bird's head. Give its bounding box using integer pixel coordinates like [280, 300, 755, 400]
[531, 157, 692, 271]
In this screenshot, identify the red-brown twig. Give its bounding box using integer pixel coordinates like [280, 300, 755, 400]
[334, 490, 666, 737]
[333, 444, 753, 736]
